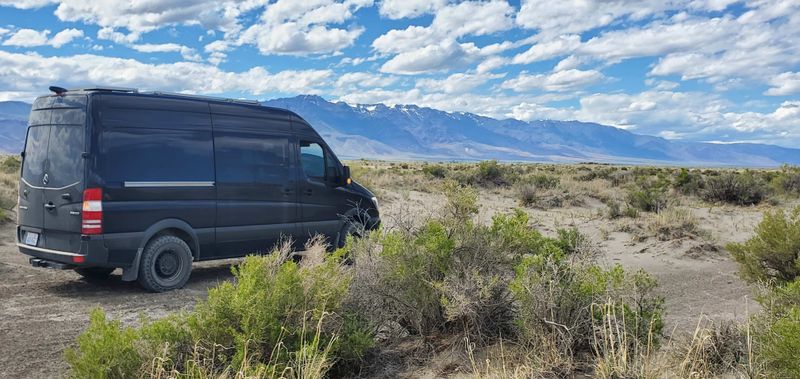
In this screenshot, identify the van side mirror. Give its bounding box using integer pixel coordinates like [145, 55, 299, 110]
[340, 165, 351, 187]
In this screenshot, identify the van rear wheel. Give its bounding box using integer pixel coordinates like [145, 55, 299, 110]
[138, 235, 192, 292]
[75, 267, 114, 281]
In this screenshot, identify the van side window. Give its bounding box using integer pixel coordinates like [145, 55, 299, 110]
[300, 141, 324, 179]
[215, 132, 289, 183]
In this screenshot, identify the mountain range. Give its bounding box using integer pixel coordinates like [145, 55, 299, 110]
[0, 96, 797, 167]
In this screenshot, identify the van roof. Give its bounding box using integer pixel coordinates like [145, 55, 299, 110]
[54, 86, 307, 123]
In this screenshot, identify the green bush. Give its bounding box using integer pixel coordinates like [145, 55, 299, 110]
[673, 168, 704, 195]
[66, 242, 367, 378]
[702, 171, 768, 205]
[626, 179, 668, 213]
[747, 280, 800, 378]
[773, 165, 800, 195]
[64, 309, 142, 379]
[470, 160, 516, 187]
[727, 206, 800, 285]
[422, 164, 448, 179]
[526, 174, 560, 189]
[510, 255, 664, 359]
[0, 156, 20, 174]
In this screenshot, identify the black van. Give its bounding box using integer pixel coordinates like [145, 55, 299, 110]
[17, 86, 379, 292]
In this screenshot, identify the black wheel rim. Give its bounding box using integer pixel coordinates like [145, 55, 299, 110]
[154, 249, 181, 280]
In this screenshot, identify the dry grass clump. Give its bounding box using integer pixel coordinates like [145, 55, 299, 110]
[672, 318, 756, 378]
[646, 207, 701, 241]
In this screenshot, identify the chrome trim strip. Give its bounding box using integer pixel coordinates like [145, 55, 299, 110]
[17, 243, 82, 257]
[124, 181, 215, 188]
[21, 177, 81, 190]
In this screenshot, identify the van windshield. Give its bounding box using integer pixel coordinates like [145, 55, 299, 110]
[21, 95, 86, 188]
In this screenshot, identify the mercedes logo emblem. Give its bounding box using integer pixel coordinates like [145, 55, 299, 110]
[42, 173, 49, 185]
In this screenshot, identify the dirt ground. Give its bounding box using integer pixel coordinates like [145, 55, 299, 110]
[0, 186, 785, 378]
[0, 221, 238, 378]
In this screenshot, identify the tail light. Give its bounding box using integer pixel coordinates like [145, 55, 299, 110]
[81, 188, 102, 235]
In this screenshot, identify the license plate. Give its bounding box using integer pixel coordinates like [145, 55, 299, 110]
[24, 232, 39, 246]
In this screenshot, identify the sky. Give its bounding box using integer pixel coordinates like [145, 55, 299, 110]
[0, 0, 798, 147]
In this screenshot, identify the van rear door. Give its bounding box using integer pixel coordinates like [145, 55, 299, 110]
[19, 95, 87, 253]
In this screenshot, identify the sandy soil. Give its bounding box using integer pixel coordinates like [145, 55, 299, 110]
[0, 189, 787, 378]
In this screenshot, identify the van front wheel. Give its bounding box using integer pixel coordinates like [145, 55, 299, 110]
[337, 220, 364, 249]
[138, 235, 193, 292]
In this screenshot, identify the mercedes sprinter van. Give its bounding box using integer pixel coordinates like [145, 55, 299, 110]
[17, 86, 379, 292]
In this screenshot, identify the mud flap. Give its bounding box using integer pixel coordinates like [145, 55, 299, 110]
[121, 247, 143, 282]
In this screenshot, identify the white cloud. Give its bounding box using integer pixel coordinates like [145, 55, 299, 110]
[1, 27, 83, 48]
[373, 1, 515, 73]
[0, 0, 55, 9]
[502, 69, 604, 92]
[416, 72, 504, 94]
[237, 0, 371, 56]
[335, 71, 397, 89]
[54, 0, 267, 36]
[378, 0, 447, 19]
[0, 50, 333, 97]
[49, 28, 83, 48]
[512, 34, 581, 65]
[97, 27, 139, 44]
[130, 43, 202, 62]
[2, 28, 50, 47]
[516, 0, 676, 37]
[765, 72, 800, 96]
[380, 41, 481, 74]
[510, 102, 578, 121]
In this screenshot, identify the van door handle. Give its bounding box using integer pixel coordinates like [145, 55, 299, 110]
[283, 188, 293, 194]
[303, 189, 313, 196]
[44, 202, 56, 211]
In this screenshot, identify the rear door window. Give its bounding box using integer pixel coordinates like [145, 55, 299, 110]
[21, 126, 48, 185]
[46, 125, 85, 188]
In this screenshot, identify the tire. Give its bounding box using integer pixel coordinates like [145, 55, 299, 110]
[137, 235, 193, 292]
[74, 267, 115, 282]
[337, 219, 365, 249]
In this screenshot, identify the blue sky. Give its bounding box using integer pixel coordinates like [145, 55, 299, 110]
[0, 0, 798, 147]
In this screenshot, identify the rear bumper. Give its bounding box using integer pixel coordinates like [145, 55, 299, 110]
[17, 236, 110, 267]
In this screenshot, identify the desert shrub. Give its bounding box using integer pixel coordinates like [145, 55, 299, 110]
[756, 308, 800, 377]
[470, 160, 516, 187]
[0, 155, 20, 174]
[577, 167, 617, 182]
[347, 208, 541, 342]
[673, 168, 704, 195]
[64, 309, 142, 379]
[746, 280, 800, 378]
[647, 208, 700, 241]
[66, 240, 367, 378]
[773, 165, 800, 195]
[422, 164, 448, 179]
[673, 319, 751, 378]
[517, 183, 537, 207]
[511, 255, 664, 369]
[525, 174, 560, 189]
[727, 206, 800, 285]
[702, 171, 768, 205]
[626, 179, 668, 213]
